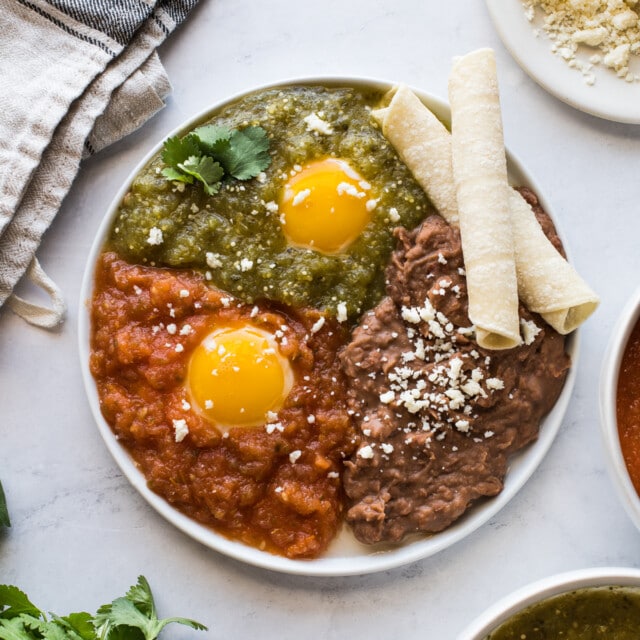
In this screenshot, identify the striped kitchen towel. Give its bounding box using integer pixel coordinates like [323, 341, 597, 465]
[0, 0, 199, 328]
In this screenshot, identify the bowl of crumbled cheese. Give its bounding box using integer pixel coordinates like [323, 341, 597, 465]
[485, 0, 640, 123]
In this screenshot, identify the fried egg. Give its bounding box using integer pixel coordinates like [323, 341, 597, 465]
[188, 322, 294, 431]
[279, 158, 373, 254]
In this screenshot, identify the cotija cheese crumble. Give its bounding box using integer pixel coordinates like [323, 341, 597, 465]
[523, 0, 640, 84]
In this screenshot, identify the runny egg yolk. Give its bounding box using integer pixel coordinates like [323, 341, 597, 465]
[188, 323, 294, 430]
[279, 158, 373, 254]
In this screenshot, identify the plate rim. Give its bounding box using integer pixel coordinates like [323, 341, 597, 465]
[485, 0, 640, 125]
[78, 75, 579, 577]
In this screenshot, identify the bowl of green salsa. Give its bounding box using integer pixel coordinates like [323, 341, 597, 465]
[459, 568, 640, 640]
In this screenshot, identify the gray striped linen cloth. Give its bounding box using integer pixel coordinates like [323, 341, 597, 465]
[0, 0, 199, 328]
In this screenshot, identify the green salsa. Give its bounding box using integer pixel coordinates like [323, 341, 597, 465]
[109, 84, 434, 319]
[485, 586, 640, 639]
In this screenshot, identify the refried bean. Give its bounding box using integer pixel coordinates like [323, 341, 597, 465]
[340, 190, 570, 545]
[90, 252, 355, 559]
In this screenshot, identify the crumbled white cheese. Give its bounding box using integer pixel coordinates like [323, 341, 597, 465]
[446, 388, 466, 410]
[380, 390, 395, 404]
[388, 207, 400, 222]
[303, 112, 333, 135]
[310, 316, 325, 334]
[401, 306, 422, 324]
[289, 450, 302, 464]
[357, 445, 375, 459]
[336, 302, 348, 323]
[461, 380, 483, 397]
[486, 377, 505, 391]
[265, 421, 284, 434]
[523, 0, 640, 83]
[521, 318, 542, 345]
[206, 252, 223, 269]
[146, 227, 163, 245]
[292, 188, 311, 206]
[239, 258, 254, 272]
[337, 182, 366, 199]
[172, 419, 189, 442]
[455, 419, 470, 433]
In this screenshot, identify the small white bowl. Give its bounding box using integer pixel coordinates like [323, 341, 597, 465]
[458, 567, 640, 639]
[600, 287, 640, 532]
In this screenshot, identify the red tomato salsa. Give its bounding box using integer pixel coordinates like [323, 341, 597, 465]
[617, 317, 640, 494]
[90, 252, 355, 558]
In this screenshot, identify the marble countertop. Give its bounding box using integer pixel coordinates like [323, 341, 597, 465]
[2, 1, 640, 638]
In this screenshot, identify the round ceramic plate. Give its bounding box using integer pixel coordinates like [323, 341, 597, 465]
[79, 77, 579, 577]
[486, 0, 640, 124]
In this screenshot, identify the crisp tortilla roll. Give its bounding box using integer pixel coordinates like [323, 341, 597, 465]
[373, 80, 599, 336]
[448, 48, 521, 350]
[508, 189, 599, 333]
[372, 86, 458, 225]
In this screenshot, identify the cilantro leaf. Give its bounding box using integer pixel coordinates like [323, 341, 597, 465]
[160, 136, 201, 169]
[94, 598, 149, 640]
[0, 480, 9, 527]
[216, 126, 271, 180]
[160, 124, 271, 194]
[177, 156, 224, 196]
[53, 613, 97, 640]
[160, 166, 193, 185]
[0, 586, 40, 619]
[0, 578, 205, 640]
[190, 125, 232, 157]
[121, 577, 154, 619]
[93, 576, 206, 640]
[21, 615, 69, 640]
[0, 614, 35, 640]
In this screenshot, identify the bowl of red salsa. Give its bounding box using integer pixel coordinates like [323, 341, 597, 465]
[600, 287, 640, 532]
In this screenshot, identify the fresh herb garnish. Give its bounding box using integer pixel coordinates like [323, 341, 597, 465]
[0, 480, 9, 527]
[0, 576, 206, 640]
[161, 124, 271, 194]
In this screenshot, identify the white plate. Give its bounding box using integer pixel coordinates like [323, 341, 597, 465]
[486, 0, 640, 124]
[79, 77, 579, 577]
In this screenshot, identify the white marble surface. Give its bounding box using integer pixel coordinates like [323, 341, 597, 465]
[2, 1, 640, 638]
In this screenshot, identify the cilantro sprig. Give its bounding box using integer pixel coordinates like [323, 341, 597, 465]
[0, 576, 206, 640]
[161, 124, 271, 195]
[0, 480, 9, 528]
